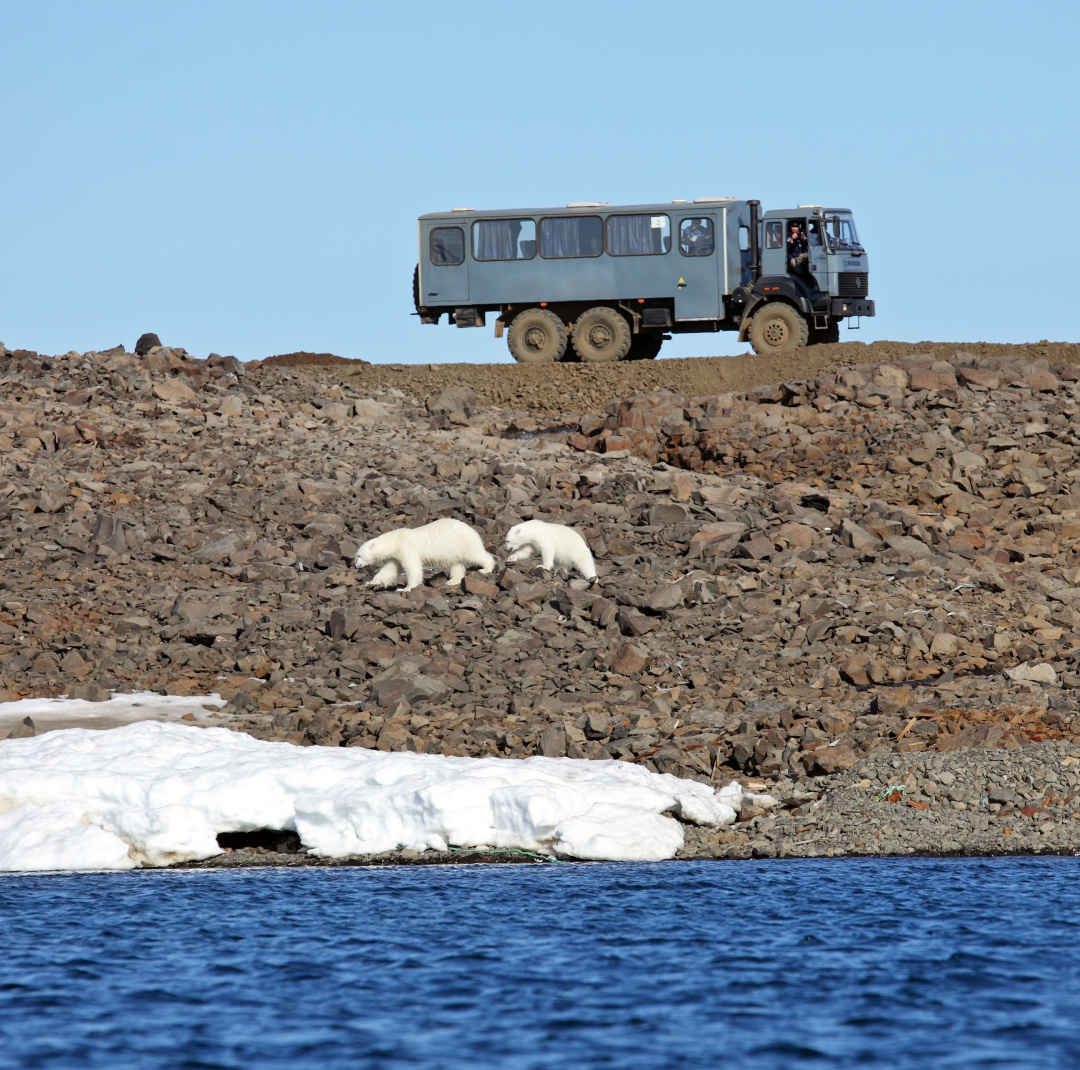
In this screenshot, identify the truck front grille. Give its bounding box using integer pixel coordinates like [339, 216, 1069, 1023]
[838, 272, 869, 298]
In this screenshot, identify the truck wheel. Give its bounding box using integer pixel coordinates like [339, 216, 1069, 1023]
[507, 308, 568, 363]
[809, 319, 840, 345]
[748, 303, 809, 355]
[572, 306, 632, 362]
[626, 333, 663, 360]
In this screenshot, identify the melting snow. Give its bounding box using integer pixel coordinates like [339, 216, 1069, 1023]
[0, 691, 227, 734]
[0, 720, 773, 872]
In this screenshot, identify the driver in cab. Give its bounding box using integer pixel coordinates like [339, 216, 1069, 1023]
[786, 222, 818, 288]
[787, 222, 808, 272]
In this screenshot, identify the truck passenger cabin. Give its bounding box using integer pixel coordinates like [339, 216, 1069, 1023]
[414, 198, 873, 363]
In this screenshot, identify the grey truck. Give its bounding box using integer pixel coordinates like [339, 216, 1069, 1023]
[413, 198, 873, 362]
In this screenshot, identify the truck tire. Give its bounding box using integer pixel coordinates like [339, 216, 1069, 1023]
[572, 306, 632, 362]
[507, 308, 568, 364]
[809, 319, 840, 345]
[747, 302, 809, 356]
[626, 332, 663, 360]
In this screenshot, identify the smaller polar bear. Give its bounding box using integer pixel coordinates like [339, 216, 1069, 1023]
[504, 519, 597, 581]
[354, 518, 495, 591]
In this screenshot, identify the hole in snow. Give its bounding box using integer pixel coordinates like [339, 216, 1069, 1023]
[216, 829, 302, 854]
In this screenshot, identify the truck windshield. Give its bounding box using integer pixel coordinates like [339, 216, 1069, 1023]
[824, 213, 861, 251]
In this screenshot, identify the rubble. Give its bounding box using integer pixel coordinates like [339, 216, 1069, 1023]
[1, 337, 1080, 859]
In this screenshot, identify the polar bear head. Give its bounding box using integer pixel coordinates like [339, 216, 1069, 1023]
[503, 522, 530, 553]
[354, 536, 382, 568]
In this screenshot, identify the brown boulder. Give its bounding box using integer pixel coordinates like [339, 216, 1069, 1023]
[611, 642, 651, 677]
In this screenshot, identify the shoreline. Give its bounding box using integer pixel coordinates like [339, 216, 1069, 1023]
[167, 736, 1080, 869]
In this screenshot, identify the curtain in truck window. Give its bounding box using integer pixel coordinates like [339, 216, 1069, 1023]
[607, 214, 671, 255]
[539, 216, 603, 257]
[430, 227, 464, 265]
[473, 219, 536, 261]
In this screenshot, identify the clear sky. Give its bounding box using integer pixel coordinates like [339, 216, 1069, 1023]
[0, 1, 1076, 364]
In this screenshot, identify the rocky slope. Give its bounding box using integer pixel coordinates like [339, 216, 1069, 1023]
[1, 338, 1079, 860]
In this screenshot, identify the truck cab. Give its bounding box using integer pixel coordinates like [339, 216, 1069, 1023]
[739, 206, 873, 348]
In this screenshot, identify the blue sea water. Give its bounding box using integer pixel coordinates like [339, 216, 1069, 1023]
[1, 857, 1078, 1069]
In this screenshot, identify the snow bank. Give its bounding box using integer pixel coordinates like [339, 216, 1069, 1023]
[0, 721, 773, 872]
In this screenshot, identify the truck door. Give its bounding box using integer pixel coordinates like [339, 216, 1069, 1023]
[423, 224, 469, 304]
[807, 217, 827, 288]
[761, 219, 786, 276]
[675, 214, 719, 321]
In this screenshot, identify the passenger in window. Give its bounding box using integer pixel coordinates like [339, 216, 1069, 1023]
[786, 222, 815, 285]
[787, 223, 807, 269]
[680, 219, 713, 256]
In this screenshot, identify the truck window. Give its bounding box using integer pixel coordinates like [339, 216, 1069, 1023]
[430, 227, 465, 266]
[539, 216, 603, 258]
[473, 219, 536, 261]
[764, 221, 783, 249]
[607, 213, 671, 255]
[738, 225, 750, 252]
[824, 212, 860, 250]
[678, 218, 713, 256]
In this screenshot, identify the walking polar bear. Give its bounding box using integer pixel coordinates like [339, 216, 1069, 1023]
[354, 517, 495, 592]
[504, 519, 597, 581]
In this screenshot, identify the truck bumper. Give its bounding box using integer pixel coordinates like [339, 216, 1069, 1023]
[831, 298, 875, 318]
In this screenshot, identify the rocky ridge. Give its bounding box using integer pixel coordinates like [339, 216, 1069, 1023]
[1, 338, 1079, 860]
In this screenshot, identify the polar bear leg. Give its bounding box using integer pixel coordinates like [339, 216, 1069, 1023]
[540, 545, 556, 571]
[369, 562, 400, 588]
[401, 553, 425, 591]
[446, 563, 466, 586]
[507, 546, 533, 564]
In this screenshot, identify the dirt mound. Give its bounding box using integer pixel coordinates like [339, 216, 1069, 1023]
[262, 351, 367, 369]
[330, 341, 1080, 416]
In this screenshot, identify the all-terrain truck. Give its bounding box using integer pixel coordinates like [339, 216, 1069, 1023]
[413, 198, 873, 362]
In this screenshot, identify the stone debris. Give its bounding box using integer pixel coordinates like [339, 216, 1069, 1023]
[0, 337, 1079, 858]
[696, 739, 1080, 861]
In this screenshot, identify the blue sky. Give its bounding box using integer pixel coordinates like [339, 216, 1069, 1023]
[0, 1, 1076, 363]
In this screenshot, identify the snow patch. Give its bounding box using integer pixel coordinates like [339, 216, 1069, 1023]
[0, 691, 227, 734]
[0, 719, 773, 872]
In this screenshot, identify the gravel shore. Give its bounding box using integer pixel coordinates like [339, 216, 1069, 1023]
[0, 337, 1078, 862]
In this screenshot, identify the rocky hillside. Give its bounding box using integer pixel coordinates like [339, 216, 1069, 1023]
[1, 339, 1079, 828]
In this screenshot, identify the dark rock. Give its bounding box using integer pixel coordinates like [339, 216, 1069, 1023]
[610, 642, 651, 677]
[6, 716, 35, 738]
[648, 503, 688, 526]
[370, 674, 449, 708]
[135, 333, 162, 356]
[68, 685, 111, 702]
[537, 725, 566, 757]
[329, 606, 362, 641]
[644, 583, 685, 613]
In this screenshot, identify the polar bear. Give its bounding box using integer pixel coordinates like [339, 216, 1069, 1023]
[504, 519, 597, 580]
[354, 518, 495, 591]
